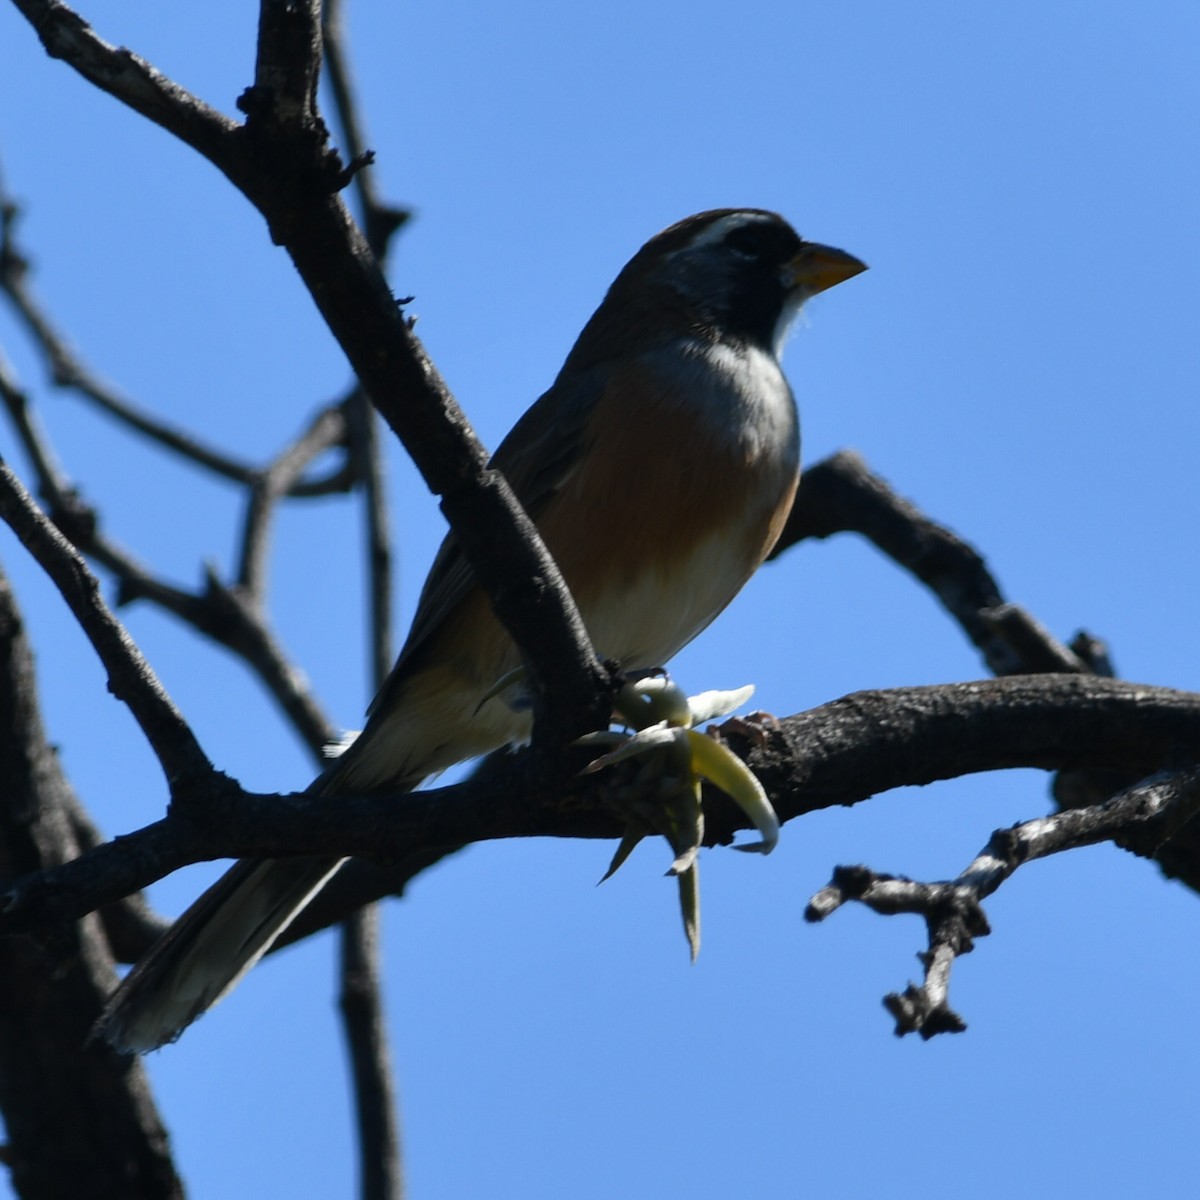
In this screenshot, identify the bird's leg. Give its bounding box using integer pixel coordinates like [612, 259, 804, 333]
[579, 674, 780, 959]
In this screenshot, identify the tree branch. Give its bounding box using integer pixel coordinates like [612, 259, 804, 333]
[237, 404, 348, 598]
[4, 675, 1198, 938]
[782, 450, 1088, 676]
[780, 451, 1200, 891]
[0, 460, 214, 792]
[806, 765, 1200, 1037]
[0, 567, 182, 1199]
[8, 0, 238, 176]
[12, 0, 611, 756]
[339, 271, 403, 1200]
[321, 0, 410, 256]
[340, 903, 403, 1200]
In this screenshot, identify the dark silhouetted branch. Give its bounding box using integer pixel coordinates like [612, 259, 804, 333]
[5, 675, 1200, 940]
[782, 450, 1088, 676]
[806, 765, 1200, 1037]
[0, 461, 212, 792]
[0, 568, 182, 1199]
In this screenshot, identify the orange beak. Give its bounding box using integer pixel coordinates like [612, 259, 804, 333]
[787, 242, 868, 296]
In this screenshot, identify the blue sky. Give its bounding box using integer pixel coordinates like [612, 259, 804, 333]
[2, 2, 1199, 1196]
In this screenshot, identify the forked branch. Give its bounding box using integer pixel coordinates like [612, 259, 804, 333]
[806, 766, 1200, 1036]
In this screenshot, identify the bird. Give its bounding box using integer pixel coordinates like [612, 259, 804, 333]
[96, 208, 866, 1052]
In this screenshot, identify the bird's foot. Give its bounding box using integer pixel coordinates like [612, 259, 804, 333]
[578, 675, 779, 960]
[713, 709, 781, 748]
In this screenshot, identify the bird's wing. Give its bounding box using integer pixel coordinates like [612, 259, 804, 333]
[366, 367, 603, 715]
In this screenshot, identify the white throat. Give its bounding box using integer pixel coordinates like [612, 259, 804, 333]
[695, 339, 797, 458]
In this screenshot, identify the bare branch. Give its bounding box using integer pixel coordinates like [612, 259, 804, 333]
[0, 346, 337, 748]
[0, 183, 348, 495]
[5, 675, 1199, 937]
[0, 568, 182, 1198]
[0, 272, 343, 754]
[340, 905, 404, 1200]
[978, 602, 1090, 674]
[343, 392, 401, 1196]
[237, 403, 348, 597]
[246, 0, 324, 131]
[8, 0, 239, 182]
[0, 460, 212, 791]
[779, 453, 1200, 891]
[782, 451, 1088, 676]
[0, 348, 76, 500]
[203, 568, 343, 751]
[64, 790, 171, 961]
[321, 0, 410, 256]
[12, 0, 611, 756]
[345, 390, 395, 678]
[806, 766, 1200, 1037]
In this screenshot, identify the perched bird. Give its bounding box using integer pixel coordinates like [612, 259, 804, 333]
[97, 208, 865, 1051]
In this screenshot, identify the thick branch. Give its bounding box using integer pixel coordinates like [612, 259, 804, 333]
[8, 0, 237, 168]
[247, 0, 323, 130]
[780, 451, 1200, 889]
[0, 568, 181, 1199]
[224, 165, 609, 755]
[5, 676, 1198, 937]
[782, 451, 1087, 676]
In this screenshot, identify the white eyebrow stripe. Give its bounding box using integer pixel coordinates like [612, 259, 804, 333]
[673, 211, 775, 255]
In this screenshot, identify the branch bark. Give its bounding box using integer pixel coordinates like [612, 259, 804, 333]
[0, 568, 182, 1199]
[0, 461, 214, 793]
[4, 674, 1198, 942]
[10, 0, 610, 765]
[806, 765, 1200, 1037]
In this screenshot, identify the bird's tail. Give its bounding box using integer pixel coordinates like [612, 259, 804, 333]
[94, 853, 344, 1052]
[94, 726, 428, 1054]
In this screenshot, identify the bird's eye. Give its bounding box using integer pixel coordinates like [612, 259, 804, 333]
[723, 222, 773, 261]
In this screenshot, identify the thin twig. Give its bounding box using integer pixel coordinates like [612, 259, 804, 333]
[2, 251, 341, 754]
[0, 397, 340, 754]
[347, 388, 394, 679]
[0, 348, 75, 499]
[0, 351, 207, 608]
[1, 179, 349, 497]
[0, 459, 212, 792]
[0, 173, 256, 483]
[321, 0, 410, 256]
[340, 904, 403, 1200]
[806, 765, 1200, 1037]
[238, 403, 348, 597]
[342, 387, 401, 1199]
[199, 566, 342, 752]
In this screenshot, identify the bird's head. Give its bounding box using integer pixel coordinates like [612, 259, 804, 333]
[568, 209, 866, 366]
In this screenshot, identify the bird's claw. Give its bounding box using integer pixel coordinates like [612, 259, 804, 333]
[579, 675, 780, 959]
[715, 709, 781, 749]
